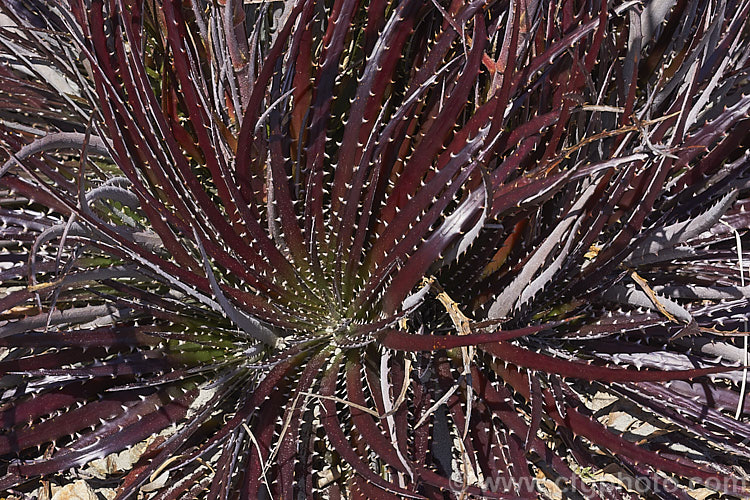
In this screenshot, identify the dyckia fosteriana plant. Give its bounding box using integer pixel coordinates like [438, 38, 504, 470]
[1, 0, 750, 497]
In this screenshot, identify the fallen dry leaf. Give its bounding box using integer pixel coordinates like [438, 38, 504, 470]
[49, 480, 97, 500]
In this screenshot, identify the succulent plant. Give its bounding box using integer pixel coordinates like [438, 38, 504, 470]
[1, 0, 750, 498]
